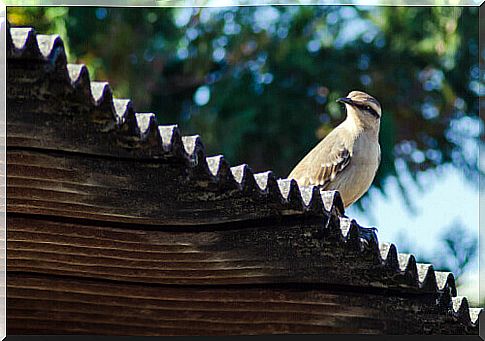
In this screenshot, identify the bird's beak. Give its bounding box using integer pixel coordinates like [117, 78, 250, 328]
[336, 97, 354, 105]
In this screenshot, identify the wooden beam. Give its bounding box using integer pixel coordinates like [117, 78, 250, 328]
[7, 273, 475, 336]
[7, 214, 455, 295]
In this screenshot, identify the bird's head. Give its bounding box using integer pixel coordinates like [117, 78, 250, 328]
[336, 91, 382, 127]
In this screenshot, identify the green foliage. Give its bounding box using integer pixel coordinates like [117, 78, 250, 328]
[8, 6, 481, 203]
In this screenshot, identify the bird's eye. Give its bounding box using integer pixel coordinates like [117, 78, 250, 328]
[365, 106, 371, 110]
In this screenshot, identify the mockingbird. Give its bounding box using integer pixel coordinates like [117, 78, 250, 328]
[288, 90, 382, 208]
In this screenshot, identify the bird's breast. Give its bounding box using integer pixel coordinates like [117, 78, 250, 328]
[334, 133, 380, 207]
[352, 132, 380, 167]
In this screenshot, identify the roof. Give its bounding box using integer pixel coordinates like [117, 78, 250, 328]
[6, 22, 482, 335]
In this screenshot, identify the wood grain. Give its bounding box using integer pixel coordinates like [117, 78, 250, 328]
[8, 273, 473, 335]
[7, 214, 413, 290]
[7, 149, 324, 225]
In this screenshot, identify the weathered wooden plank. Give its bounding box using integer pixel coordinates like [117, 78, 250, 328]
[7, 214, 455, 295]
[6, 149, 339, 225]
[6, 274, 477, 335]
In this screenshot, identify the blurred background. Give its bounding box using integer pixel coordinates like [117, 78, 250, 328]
[7, 6, 483, 304]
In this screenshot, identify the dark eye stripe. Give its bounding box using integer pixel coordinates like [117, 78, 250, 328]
[367, 107, 379, 117]
[356, 104, 379, 118]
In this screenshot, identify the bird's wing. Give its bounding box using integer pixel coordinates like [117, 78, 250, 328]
[313, 145, 351, 187]
[288, 128, 352, 188]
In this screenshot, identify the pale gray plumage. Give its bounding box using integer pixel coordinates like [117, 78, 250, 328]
[288, 90, 382, 208]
